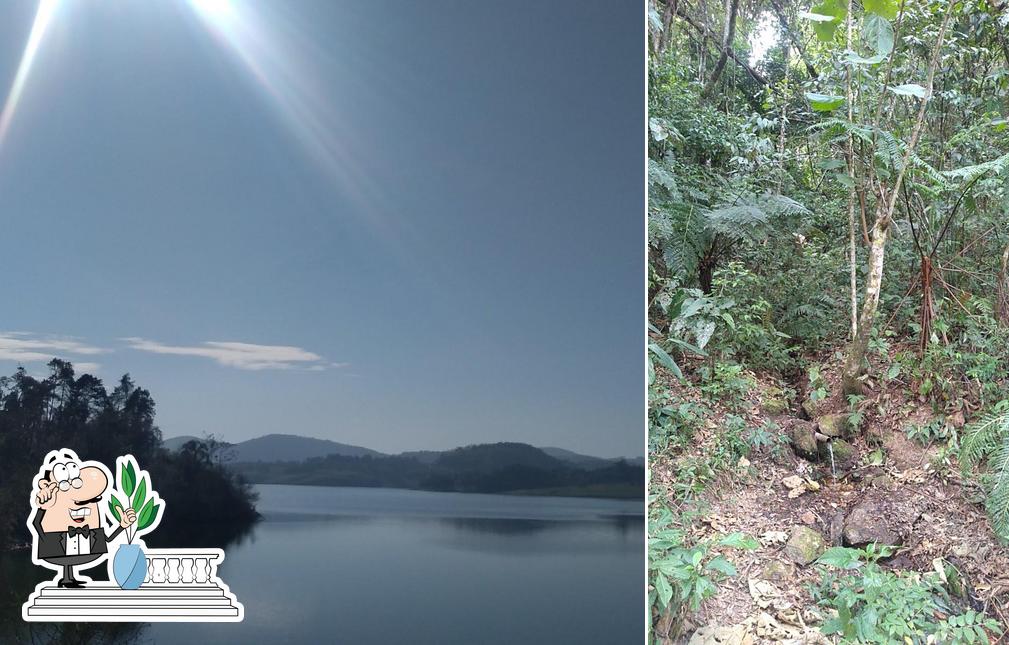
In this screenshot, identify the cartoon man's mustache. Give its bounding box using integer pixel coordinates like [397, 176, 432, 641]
[72, 495, 102, 505]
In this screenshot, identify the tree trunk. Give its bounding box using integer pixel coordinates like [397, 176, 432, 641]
[998, 243, 1009, 326]
[840, 7, 953, 396]
[701, 0, 741, 97]
[842, 213, 890, 394]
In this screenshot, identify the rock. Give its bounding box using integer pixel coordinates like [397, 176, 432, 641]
[817, 413, 851, 438]
[828, 511, 845, 546]
[801, 398, 821, 420]
[688, 624, 752, 645]
[843, 499, 902, 547]
[870, 474, 895, 490]
[819, 439, 856, 470]
[786, 420, 819, 460]
[783, 525, 826, 565]
[762, 398, 789, 415]
[759, 560, 794, 583]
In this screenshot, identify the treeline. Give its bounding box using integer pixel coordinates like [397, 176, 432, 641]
[0, 360, 258, 552]
[231, 442, 644, 498]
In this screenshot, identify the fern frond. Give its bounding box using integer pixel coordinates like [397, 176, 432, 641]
[961, 408, 1009, 473]
[943, 152, 1009, 184]
[986, 435, 1009, 541]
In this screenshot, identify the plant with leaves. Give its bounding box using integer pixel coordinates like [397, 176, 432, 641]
[648, 501, 758, 639]
[812, 545, 998, 641]
[960, 401, 1009, 541]
[108, 455, 163, 544]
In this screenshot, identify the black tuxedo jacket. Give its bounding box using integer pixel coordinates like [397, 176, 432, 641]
[31, 508, 124, 560]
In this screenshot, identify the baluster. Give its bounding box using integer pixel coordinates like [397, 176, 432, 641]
[152, 557, 167, 583]
[144, 557, 152, 583]
[194, 557, 208, 583]
[167, 557, 180, 583]
[181, 557, 194, 583]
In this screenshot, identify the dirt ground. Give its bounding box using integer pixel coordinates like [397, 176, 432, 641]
[650, 355, 1009, 644]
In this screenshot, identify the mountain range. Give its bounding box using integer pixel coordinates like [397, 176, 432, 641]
[162, 433, 643, 468]
[162, 433, 643, 499]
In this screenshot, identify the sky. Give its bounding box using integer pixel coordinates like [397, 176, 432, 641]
[0, 0, 644, 457]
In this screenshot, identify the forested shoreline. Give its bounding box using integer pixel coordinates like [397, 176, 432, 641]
[0, 360, 258, 553]
[647, 0, 1009, 640]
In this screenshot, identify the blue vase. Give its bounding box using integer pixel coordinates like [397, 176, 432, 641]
[113, 544, 147, 590]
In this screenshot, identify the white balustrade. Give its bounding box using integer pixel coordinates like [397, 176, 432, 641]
[142, 550, 223, 586]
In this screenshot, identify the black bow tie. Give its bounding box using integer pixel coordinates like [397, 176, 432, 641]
[66, 526, 91, 538]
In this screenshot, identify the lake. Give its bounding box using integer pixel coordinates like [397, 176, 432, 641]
[3, 484, 644, 644]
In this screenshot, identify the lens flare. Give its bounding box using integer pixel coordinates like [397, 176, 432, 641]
[0, 0, 58, 147]
[186, 0, 392, 225]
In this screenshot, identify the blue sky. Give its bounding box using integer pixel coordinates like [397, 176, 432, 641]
[0, 0, 643, 457]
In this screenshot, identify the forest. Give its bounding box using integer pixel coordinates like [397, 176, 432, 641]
[231, 442, 644, 499]
[646, 0, 1009, 641]
[0, 360, 258, 554]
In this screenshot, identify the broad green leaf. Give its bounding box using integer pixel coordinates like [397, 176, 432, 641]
[138, 499, 159, 531]
[863, 14, 894, 58]
[888, 83, 927, 98]
[805, 92, 845, 112]
[863, 0, 898, 20]
[718, 532, 759, 550]
[648, 343, 682, 379]
[809, 0, 846, 41]
[799, 11, 837, 21]
[844, 51, 886, 65]
[132, 476, 147, 512]
[122, 461, 136, 497]
[817, 546, 863, 569]
[654, 572, 673, 608]
[109, 494, 123, 523]
[704, 556, 737, 577]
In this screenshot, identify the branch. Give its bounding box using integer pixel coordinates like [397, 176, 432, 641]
[701, 0, 742, 96]
[769, 0, 818, 78]
[675, 5, 768, 86]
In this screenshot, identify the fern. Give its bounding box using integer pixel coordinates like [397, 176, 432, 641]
[960, 405, 1009, 540]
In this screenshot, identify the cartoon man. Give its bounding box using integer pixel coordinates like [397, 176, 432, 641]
[29, 449, 137, 588]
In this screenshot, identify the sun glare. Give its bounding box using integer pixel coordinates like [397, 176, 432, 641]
[0, 0, 59, 148]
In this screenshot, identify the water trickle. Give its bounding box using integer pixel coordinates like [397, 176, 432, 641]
[827, 441, 837, 481]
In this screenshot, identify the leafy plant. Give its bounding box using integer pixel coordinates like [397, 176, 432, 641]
[109, 456, 162, 543]
[649, 503, 758, 638]
[811, 545, 998, 642]
[960, 402, 1009, 541]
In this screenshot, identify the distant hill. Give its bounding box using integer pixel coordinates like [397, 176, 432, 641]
[539, 446, 613, 469]
[162, 433, 383, 462]
[435, 442, 565, 473]
[229, 440, 644, 499]
[230, 434, 383, 462]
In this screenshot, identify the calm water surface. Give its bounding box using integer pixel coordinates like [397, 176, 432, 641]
[138, 484, 646, 644]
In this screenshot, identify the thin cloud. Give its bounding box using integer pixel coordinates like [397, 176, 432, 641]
[123, 337, 338, 371]
[0, 332, 107, 363]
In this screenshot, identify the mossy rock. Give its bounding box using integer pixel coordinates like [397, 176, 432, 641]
[801, 398, 821, 419]
[786, 421, 819, 460]
[758, 559, 794, 583]
[818, 438, 856, 469]
[818, 413, 851, 438]
[784, 525, 826, 565]
[762, 397, 789, 415]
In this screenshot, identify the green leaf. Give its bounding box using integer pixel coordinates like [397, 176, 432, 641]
[108, 494, 124, 523]
[122, 461, 136, 497]
[138, 500, 159, 531]
[704, 556, 737, 577]
[806, 92, 845, 112]
[648, 343, 682, 379]
[888, 83, 927, 98]
[863, 14, 894, 57]
[809, 0, 846, 42]
[718, 532, 760, 550]
[654, 572, 673, 608]
[817, 546, 863, 569]
[132, 476, 147, 512]
[863, 0, 898, 20]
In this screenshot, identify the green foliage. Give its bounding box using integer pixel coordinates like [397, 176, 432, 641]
[648, 503, 757, 638]
[961, 402, 1009, 541]
[812, 546, 998, 642]
[698, 363, 752, 410]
